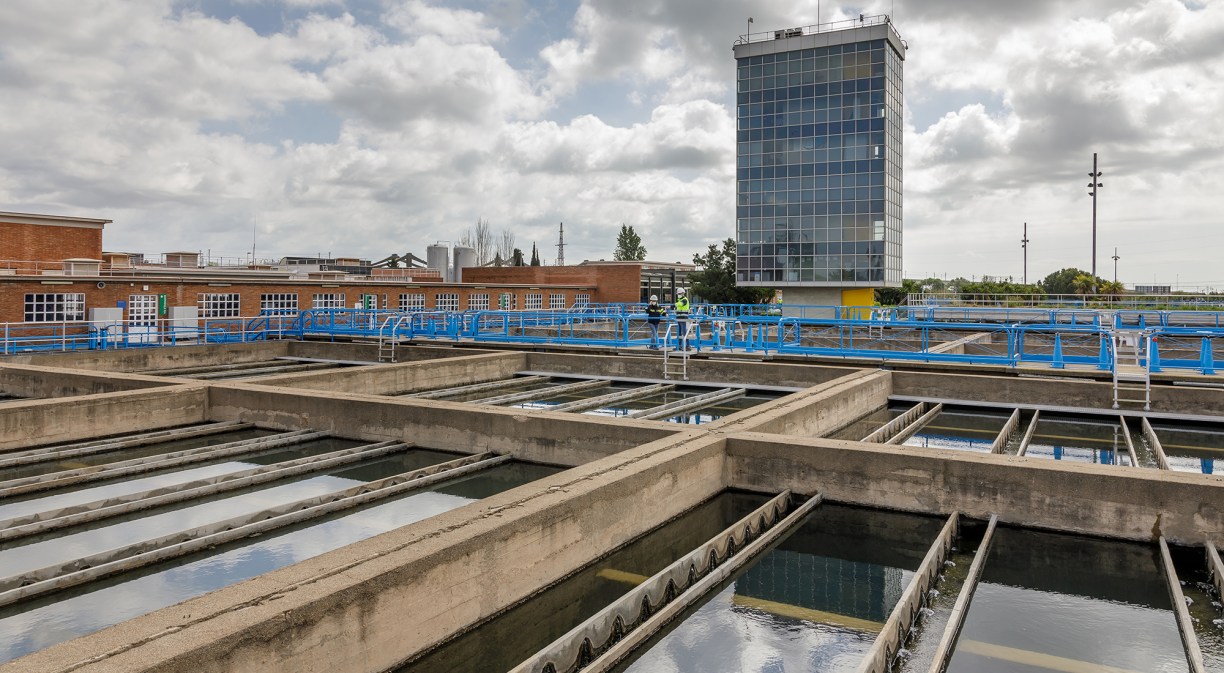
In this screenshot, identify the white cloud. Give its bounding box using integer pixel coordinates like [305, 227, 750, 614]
[0, 0, 1222, 286]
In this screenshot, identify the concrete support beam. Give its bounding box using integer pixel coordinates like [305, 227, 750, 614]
[857, 513, 959, 673]
[862, 401, 923, 444]
[710, 369, 891, 437]
[925, 514, 998, 673]
[0, 421, 249, 469]
[1016, 410, 1041, 457]
[185, 362, 338, 380]
[629, 388, 746, 421]
[472, 379, 610, 406]
[206, 384, 681, 466]
[2, 342, 292, 372]
[725, 434, 1224, 544]
[887, 403, 942, 445]
[402, 375, 550, 399]
[1159, 536, 1206, 672]
[0, 385, 208, 451]
[989, 409, 1021, 454]
[1143, 417, 1172, 470]
[253, 352, 528, 395]
[1119, 416, 1141, 466]
[2, 432, 727, 673]
[546, 384, 674, 414]
[1207, 541, 1224, 601]
[525, 352, 863, 389]
[0, 363, 176, 397]
[928, 332, 993, 355]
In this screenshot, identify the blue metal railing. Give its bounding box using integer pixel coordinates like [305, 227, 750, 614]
[4, 306, 1224, 377]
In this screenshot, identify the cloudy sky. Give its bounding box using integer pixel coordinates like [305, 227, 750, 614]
[1, 0, 1221, 288]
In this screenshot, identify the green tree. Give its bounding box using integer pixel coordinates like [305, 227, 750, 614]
[875, 279, 923, 306]
[613, 224, 647, 261]
[530, 243, 541, 266]
[1099, 280, 1125, 296]
[688, 238, 773, 304]
[1072, 273, 1097, 295]
[1039, 268, 1092, 295]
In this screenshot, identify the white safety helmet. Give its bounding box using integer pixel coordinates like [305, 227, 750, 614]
[677, 287, 686, 295]
[649, 294, 658, 301]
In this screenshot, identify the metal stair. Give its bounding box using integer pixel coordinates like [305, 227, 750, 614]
[1111, 330, 1151, 411]
[662, 323, 689, 381]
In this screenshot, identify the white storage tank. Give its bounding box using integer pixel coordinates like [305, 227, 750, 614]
[453, 246, 476, 283]
[426, 244, 450, 283]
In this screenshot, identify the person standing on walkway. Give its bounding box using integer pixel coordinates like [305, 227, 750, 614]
[674, 288, 691, 350]
[646, 295, 665, 349]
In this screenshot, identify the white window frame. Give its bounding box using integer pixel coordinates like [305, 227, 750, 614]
[399, 293, 426, 311]
[525, 293, 543, 310]
[128, 295, 158, 326]
[260, 293, 299, 314]
[197, 293, 241, 318]
[575, 293, 592, 306]
[312, 293, 346, 309]
[24, 293, 85, 322]
[549, 293, 566, 309]
[435, 293, 459, 311]
[467, 293, 490, 311]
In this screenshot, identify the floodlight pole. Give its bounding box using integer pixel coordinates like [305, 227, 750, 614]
[1088, 153, 1103, 292]
[1021, 222, 1029, 285]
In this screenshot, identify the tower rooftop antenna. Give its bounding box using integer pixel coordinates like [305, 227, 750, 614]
[556, 222, 566, 266]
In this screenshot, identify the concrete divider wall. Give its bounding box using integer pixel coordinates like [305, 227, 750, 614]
[4, 434, 729, 673]
[0, 385, 209, 451]
[0, 363, 180, 398]
[709, 370, 889, 437]
[1, 341, 293, 372]
[892, 369, 1224, 416]
[253, 352, 528, 394]
[525, 352, 861, 389]
[725, 434, 1224, 545]
[286, 342, 496, 363]
[207, 384, 680, 466]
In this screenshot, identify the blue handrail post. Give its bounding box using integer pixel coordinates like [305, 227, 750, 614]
[1148, 337, 1162, 373]
[1200, 337, 1216, 375]
[1051, 333, 1065, 369]
[1097, 334, 1111, 371]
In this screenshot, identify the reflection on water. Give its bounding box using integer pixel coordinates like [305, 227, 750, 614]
[1, 428, 278, 482]
[1149, 422, 1220, 475]
[829, 404, 907, 441]
[944, 527, 1186, 673]
[1169, 545, 1224, 670]
[1025, 416, 1131, 465]
[399, 491, 768, 673]
[2, 449, 465, 579]
[0, 462, 559, 664]
[614, 505, 944, 673]
[0, 437, 362, 521]
[903, 410, 1009, 453]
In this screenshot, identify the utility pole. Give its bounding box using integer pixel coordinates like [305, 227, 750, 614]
[1021, 222, 1029, 285]
[1112, 247, 1119, 284]
[1087, 153, 1103, 291]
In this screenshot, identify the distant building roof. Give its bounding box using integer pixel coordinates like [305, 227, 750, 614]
[0, 211, 111, 229]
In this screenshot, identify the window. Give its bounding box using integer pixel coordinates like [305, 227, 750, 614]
[260, 293, 299, 313]
[575, 293, 591, 306]
[435, 293, 459, 311]
[525, 293, 543, 310]
[399, 293, 426, 311]
[549, 293, 566, 309]
[312, 293, 346, 309]
[468, 293, 490, 311]
[197, 293, 241, 318]
[24, 293, 85, 322]
[128, 295, 158, 326]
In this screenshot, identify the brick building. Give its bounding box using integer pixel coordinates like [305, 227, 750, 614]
[1, 211, 108, 273]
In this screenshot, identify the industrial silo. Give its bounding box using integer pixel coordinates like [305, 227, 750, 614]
[453, 246, 477, 283]
[426, 244, 450, 283]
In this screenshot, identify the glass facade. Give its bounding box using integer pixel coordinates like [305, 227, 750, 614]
[735, 32, 904, 286]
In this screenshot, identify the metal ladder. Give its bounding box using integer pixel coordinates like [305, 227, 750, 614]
[377, 316, 409, 363]
[662, 322, 689, 381]
[1112, 330, 1151, 411]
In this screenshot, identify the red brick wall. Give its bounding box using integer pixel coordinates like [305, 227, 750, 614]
[0, 223, 103, 265]
[0, 277, 597, 324]
[463, 265, 642, 303]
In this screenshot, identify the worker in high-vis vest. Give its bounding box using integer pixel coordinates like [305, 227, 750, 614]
[674, 288, 691, 350]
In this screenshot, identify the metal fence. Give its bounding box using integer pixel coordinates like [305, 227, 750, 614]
[3, 306, 1223, 377]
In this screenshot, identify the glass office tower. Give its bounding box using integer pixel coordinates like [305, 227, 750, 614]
[733, 17, 905, 303]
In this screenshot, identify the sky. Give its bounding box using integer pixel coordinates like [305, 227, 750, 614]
[1, 0, 1222, 289]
